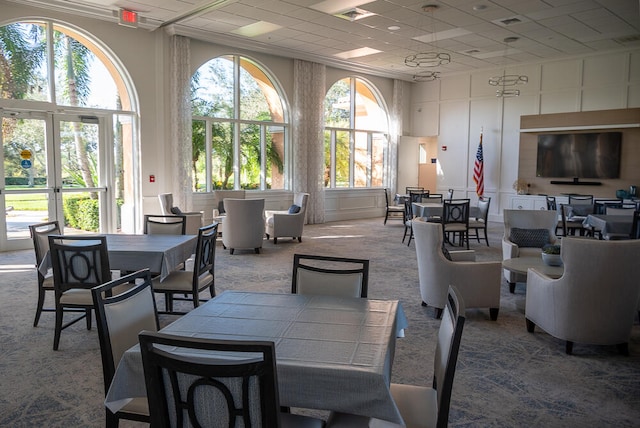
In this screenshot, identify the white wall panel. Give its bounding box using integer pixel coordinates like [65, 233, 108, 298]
[541, 60, 581, 90]
[630, 52, 640, 83]
[440, 75, 470, 100]
[469, 98, 500, 193]
[540, 90, 580, 113]
[583, 54, 626, 86]
[438, 100, 470, 189]
[412, 80, 440, 103]
[582, 85, 626, 111]
[411, 102, 439, 136]
[501, 95, 538, 194]
[629, 85, 640, 108]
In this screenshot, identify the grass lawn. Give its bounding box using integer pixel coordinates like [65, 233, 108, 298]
[5, 192, 48, 211]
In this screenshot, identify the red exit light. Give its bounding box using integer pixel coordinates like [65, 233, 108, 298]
[119, 8, 138, 27]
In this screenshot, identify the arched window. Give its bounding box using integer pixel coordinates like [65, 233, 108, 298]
[1, 19, 139, 246]
[191, 55, 288, 191]
[324, 77, 389, 188]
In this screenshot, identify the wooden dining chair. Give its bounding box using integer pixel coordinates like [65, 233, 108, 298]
[138, 331, 325, 428]
[29, 220, 62, 327]
[92, 269, 158, 428]
[442, 199, 470, 249]
[292, 253, 369, 298]
[383, 188, 404, 224]
[48, 235, 112, 350]
[468, 196, 491, 246]
[143, 214, 187, 235]
[152, 223, 218, 314]
[568, 195, 593, 205]
[326, 286, 466, 428]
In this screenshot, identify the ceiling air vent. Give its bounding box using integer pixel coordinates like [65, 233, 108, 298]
[335, 8, 376, 22]
[493, 16, 527, 27]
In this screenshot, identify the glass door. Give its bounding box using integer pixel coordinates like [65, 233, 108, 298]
[0, 111, 114, 251]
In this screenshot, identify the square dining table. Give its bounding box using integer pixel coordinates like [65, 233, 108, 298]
[105, 290, 409, 424]
[38, 233, 197, 281]
[412, 202, 480, 218]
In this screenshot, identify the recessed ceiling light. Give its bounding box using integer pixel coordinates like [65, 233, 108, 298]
[473, 5, 487, 11]
[334, 47, 382, 59]
[388, 25, 400, 31]
[231, 21, 282, 37]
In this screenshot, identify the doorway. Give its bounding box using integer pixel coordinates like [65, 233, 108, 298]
[1, 110, 116, 251]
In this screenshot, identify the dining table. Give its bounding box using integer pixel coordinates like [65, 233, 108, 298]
[582, 214, 634, 237]
[412, 202, 480, 219]
[39, 233, 197, 281]
[105, 290, 409, 424]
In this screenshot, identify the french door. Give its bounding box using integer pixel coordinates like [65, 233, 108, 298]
[0, 110, 116, 251]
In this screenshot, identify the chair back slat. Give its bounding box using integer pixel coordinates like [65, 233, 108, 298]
[144, 215, 187, 235]
[29, 221, 61, 265]
[48, 235, 111, 294]
[292, 254, 369, 298]
[139, 332, 281, 428]
[92, 269, 159, 395]
[433, 286, 465, 427]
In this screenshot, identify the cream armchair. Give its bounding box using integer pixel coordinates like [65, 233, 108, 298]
[413, 218, 502, 320]
[525, 237, 640, 355]
[502, 209, 558, 293]
[221, 198, 265, 254]
[265, 192, 309, 244]
[211, 190, 245, 217]
[157, 193, 203, 235]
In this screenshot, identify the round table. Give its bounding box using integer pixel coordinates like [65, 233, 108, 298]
[502, 256, 564, 293]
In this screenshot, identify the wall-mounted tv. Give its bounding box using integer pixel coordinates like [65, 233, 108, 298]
[536, 132, 622, 179]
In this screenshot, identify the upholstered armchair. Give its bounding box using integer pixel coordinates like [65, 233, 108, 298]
[525, 237, 640, 355]
[211, 190, 246, 218]
[502, 209, 558, 292]
[221, 198, 265, 254]
[413, 218, 502, 320]
[265, 192, 309, 244]
[157, 193, 203, 235]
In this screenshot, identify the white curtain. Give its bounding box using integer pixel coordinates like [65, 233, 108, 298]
[293, 59, 326, 224]
[387, 79, 403, 196]
[169, 35, 193, 210]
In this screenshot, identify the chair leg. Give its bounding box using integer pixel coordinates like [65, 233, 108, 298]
[565, 341, 574, 355]
[384, 211, 388, 224]
[434, 307, 443, 319]
[53, 306, 63, 351]
[106, 408, 119, 428]
[617, 343, 629, 356]
[483, 228, 489, 246]
[265, 233, 270, 240]
[254, 248, 260, 254]
[274, 237, 278, 244]
[489, 308, 499, 321]
[230, 248, 235, 255]
[525, 318, 535, 333]
[297, 236, 302, 242]
[85, 308, 92, 330]
[33, 286, 46, 327]
[509, 282, 516, 293]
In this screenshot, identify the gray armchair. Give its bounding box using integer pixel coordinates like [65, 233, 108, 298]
[157, 193, 203, 235]
[502, 209, 558, 293]
[525, 237, 640, 355]
[265, 192, 309, 244]
[221, 198, 265, 254]
[413, 218, 501, 320]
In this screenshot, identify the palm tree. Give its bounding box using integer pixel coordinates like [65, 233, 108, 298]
[0, 23, 44, 99]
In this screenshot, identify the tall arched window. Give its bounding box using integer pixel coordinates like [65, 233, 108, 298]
[1, 20, 139, 248]
[324, 77, 389, 188]
[191, 55, 289, 191]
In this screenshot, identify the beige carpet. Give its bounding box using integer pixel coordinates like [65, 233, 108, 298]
[0, 217, 639, 427]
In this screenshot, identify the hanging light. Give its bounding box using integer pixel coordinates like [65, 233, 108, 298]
[413, 71, 441, 81]
[404, 4, 450, 71]
[488, 37, 528, 97]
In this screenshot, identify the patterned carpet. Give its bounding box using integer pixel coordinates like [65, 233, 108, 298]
[0, 217, 639, 427]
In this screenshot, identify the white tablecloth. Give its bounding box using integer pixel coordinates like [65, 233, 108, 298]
[105, 291, 408, 424]
[412, 202, 480, 219]
[583, 214, 633, 236]
[39, 234, 197, 281]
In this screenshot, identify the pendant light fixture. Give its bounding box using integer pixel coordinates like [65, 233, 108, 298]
[488, 37, 528, 97]
[405, 4, 450, 78]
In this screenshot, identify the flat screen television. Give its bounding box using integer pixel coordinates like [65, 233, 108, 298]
[535, 132, 622, 179]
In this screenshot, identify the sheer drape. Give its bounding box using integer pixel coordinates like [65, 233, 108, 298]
[293, 59, 325, 224]
[387, 79, 403, 196]
[169, 35, 193, 210]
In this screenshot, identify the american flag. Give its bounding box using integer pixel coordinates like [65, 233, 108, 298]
[473, 133, 484, 197]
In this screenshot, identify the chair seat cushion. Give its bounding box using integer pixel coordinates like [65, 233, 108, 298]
[509, 227, 551, 248]
[153, 271, 213, 293]
[59, 288, 93, 305]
